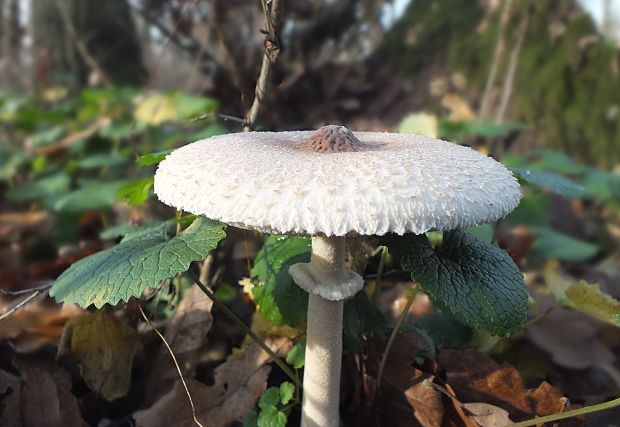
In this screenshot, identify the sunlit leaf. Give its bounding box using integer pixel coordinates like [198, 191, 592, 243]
[545, 268, 620, 326]
[388, 231, 528, 336]
[117, 178, 154, 206]
[398, 113, 438, 137]
[137, 149, 173, 166]
[50, 217, 225, 308]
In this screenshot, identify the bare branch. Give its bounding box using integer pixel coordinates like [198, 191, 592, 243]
[189, 113, 245, 124]
[0, 286, 50, 321]
[243, 0, 283, 132]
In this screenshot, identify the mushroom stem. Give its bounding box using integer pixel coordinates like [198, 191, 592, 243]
[302, 235, 345, 427]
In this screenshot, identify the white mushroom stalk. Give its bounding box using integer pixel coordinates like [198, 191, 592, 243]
[153, 125, 522, 427]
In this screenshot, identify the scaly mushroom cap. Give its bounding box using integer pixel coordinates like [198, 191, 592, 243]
[154, 126, 521, 236]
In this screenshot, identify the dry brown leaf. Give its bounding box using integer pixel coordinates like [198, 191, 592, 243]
[0, 370, 22, 427]
[370, 331, 443, 427]
[58, 308, 138, 401]
[440, 349, 583, 425]
[462, 402, 513, 427]
[134, 337, 292, 427]
[1, 365, 88, 427]
[0, 300, 84, 353]
[149, 284, 214, 396]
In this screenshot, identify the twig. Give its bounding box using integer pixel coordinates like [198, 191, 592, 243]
[0, 283, 52, 296]
[513, 397, 620, 427]
[0, 288, 49, 321]
[495, 1, 531, 125]
[186, 270, 300, 386]
[478, 0, 513, 119]
[189, 113, 245, 124]
[374, 287, 417, 398]
[138, 305, 205, 427]
[53, 0, 110, 85]
[243, 0, 283, 131]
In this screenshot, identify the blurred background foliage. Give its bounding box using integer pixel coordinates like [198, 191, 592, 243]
[1, 0, 620, 426]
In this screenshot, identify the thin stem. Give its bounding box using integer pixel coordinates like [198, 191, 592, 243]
[512, 397, 620, 427]
[243, 0, 282, 131]
[0, 289, 48, 321]
[185, 270, 299, 386]
[375, 288, 417, 396]
[0, 283, 52, 296]
[371, 246, 387, 304]
[138, 305, 205, 427]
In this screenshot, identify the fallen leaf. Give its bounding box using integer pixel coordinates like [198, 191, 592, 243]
[134, 337, 292, 427]
[462, 402, 512, 427]
[369, 330, 443, 427]
[439, 349, 583, 424]
[3, 365, 88, 427]
[526, 308, 620, 388]
[58, 308, 138, 401]
[545, 267, 620, 326]
[0, 300, 84, 353]
[148, 284, 214, 400]
[0, 370, 22, 427]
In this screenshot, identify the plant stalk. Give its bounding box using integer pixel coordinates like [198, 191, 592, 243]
[301, 235, 346, 427]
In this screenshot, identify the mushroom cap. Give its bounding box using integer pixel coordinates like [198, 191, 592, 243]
[154, 128, 521, 236]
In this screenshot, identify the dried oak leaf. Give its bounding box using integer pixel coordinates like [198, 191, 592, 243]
[134, 337, 292, 427]
[57, 308, 138, 401]
[439, 349, 583, 425]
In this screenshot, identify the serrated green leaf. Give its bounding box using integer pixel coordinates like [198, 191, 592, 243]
[531, 227, 599, 262]
[257, 406, 287, 427]
[259, 387, 280, 410]
[285, 340, 305, 369]
[117, 178, 154, 206]
[251, 236, 311, 326]
[50, 217, 225, 308]
[389, 231, 528, 336]
[279, 382, 295, 405]
[512, 167, 589, 199]
[137, 149, 173, 166]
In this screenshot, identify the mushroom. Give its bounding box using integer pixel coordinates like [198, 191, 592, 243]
[154, 125, 521, 427]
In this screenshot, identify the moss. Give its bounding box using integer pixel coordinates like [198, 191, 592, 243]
[381, 0, 620, 168]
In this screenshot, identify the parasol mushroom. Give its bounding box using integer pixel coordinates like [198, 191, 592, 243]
[154, 125, 522, 427]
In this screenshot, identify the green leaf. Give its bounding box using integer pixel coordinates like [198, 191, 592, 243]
[397, 113, 438, 137]
[507, 193, 550, 227]
[531, 227, 599, 262]
[137, 149, 173, 166]
[439, 119, 526, 140]
[214, 282, 237, 302]
[78, 153, 129, 170]
[52, 180, 126, 212]
[259, 387, 281, 410]
[466, 224, 494, 243]
[415, 313, 473, 350]
[7, 172, 70, 202]
[532, 149, 585, 176]
[279, 382, 295, 405]
[343, 291, 386, 352]
[582, 168, 620, 202]
[243, 411, 259, 427]
[285, 340, 305, 369]
[389, 231, 528, 336]
[50, 217, 226, 308]
[512, 167, 588, 199]
[251, 236, 311, 326]
[117, 178, 154, 206]
[257, 406, 287, 427]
